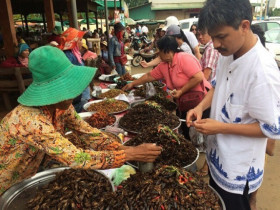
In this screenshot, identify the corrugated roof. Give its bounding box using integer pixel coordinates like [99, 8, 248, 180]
[151, 3, 204, 10]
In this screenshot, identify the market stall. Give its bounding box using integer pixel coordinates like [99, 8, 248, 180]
[0, 73, 225, 209]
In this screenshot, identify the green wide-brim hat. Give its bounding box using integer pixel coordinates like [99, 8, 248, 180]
[18, 46, 96, 106]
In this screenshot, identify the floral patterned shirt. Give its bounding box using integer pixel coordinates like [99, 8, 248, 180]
[0, 105, 125, 195]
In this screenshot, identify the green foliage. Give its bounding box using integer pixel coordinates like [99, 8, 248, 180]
[125, 0, 148, 8]
[269, 8, 280, 17]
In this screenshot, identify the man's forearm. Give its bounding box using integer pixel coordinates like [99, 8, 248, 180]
[221, 122, 265, 138]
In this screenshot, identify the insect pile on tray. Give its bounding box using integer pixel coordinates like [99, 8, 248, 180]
[147, 95, 177, 111]
[98, 166, 222, 209]
[85, 111, 116, 129]
[87, 99, 129, 114]
[134, 83, 168, 98]
[98, 89, 126, 99]
[125, 125, 197, 168]
[118, 73, 135, 81]
[28, 169, 113, 209]
[119, 102, 180, 133]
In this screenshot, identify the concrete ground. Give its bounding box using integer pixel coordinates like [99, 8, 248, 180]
[0, 65, 279, 209]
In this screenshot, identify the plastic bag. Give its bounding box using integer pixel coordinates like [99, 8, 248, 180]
[145, 82, 156, 98]
[110, 165, 136, 186]
[189, 127, 207, 152]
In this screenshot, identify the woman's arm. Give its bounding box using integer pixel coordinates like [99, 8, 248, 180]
[140, 56, 161, 68]
[172, 71, 204, 98]
[193, 45, 202, 60]
[65, 106, 122, 151]
[123, 72, 156, 91]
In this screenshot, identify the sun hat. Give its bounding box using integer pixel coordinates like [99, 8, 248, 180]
[18, 46, 96, 106]
[101, 41, 108, 46]
[163, 16, 179, 31]
[18, 43, 31, 56]
[81, 39, 88, 50]
[165, 24, 181, 36]
[157, 24, 165, 31]
[59, 27, 86, 50]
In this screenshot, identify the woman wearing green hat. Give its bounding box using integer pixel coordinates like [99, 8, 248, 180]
[0, 46, 162, 195]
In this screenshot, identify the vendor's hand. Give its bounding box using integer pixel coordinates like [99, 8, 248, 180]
[193, 118, 224, 135]
[171, 89, 183, 99]
[112, 65, 116, 70]
[140, 60, 149, 68]
[186, 106, 203, 127]
[122, 83, 134, 91]
[124, 143, 162, 162]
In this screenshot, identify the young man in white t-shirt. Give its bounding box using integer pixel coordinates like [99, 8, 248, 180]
[187, 0, 280, 209]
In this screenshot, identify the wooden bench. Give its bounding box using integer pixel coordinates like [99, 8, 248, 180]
[0, 67, 32, 110]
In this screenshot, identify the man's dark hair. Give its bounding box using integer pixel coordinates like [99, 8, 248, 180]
[157, 36, 179, 53]
[251, 24, 266, 47]
[198, 0, 252, 33]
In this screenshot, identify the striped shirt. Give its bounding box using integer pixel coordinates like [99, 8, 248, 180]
[200, 41, 220, 82]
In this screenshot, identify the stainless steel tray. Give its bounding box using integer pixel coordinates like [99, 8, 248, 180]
[0, 167, 114, 210]
[118, 115, 181, 134]
[123, 140, 199, 171]
[209, 185, 226, 210]
[83, 99, 130, 115]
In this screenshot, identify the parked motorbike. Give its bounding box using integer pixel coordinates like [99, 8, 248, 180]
[132, 49, 157, 67]
[130, 35, 152, 51]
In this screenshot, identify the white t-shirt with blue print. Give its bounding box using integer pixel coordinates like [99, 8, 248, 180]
[207, 38, 280, 194]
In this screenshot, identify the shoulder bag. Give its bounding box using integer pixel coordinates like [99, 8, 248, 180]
[168, 68, 206, 112]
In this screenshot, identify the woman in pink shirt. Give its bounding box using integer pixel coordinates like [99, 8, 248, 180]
[123, 36, 210, 138]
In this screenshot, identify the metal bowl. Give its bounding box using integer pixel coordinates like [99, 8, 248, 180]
[0, 167, 115, 210]
[83, 99, 130, 115]
[131, 98, 177, 112]
[123, 139, 199, 171]
[79, 112, 117, 129]
[102, 131, 123, 144]
[209, 185, 226, 210]
[118, 114, 181, 134]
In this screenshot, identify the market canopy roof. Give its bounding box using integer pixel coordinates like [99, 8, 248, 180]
[79, 18, 96, 24]
[11, 0, 101, 15]
[136, 19, 164, 25]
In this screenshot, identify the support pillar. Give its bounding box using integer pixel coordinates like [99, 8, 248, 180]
[85, 11, 90, 30]
[24, 14, 29, 35]
[44, 0, 55, 32]
[66, 0, 78, 29]
[94, 12, 98, 31]
[59, 13, 64, 31]
[0, 0, 18, 56]
[104, 0, 109, 44]
[42, 13, 47, 32]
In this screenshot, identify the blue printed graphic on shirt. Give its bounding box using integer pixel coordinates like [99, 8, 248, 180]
[262, 116, 280, 135]
[221, 104, 229, 119]
[235, 167, 263, 181]
[208, 149, 228, 178]
[233, 117, 241, 123]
